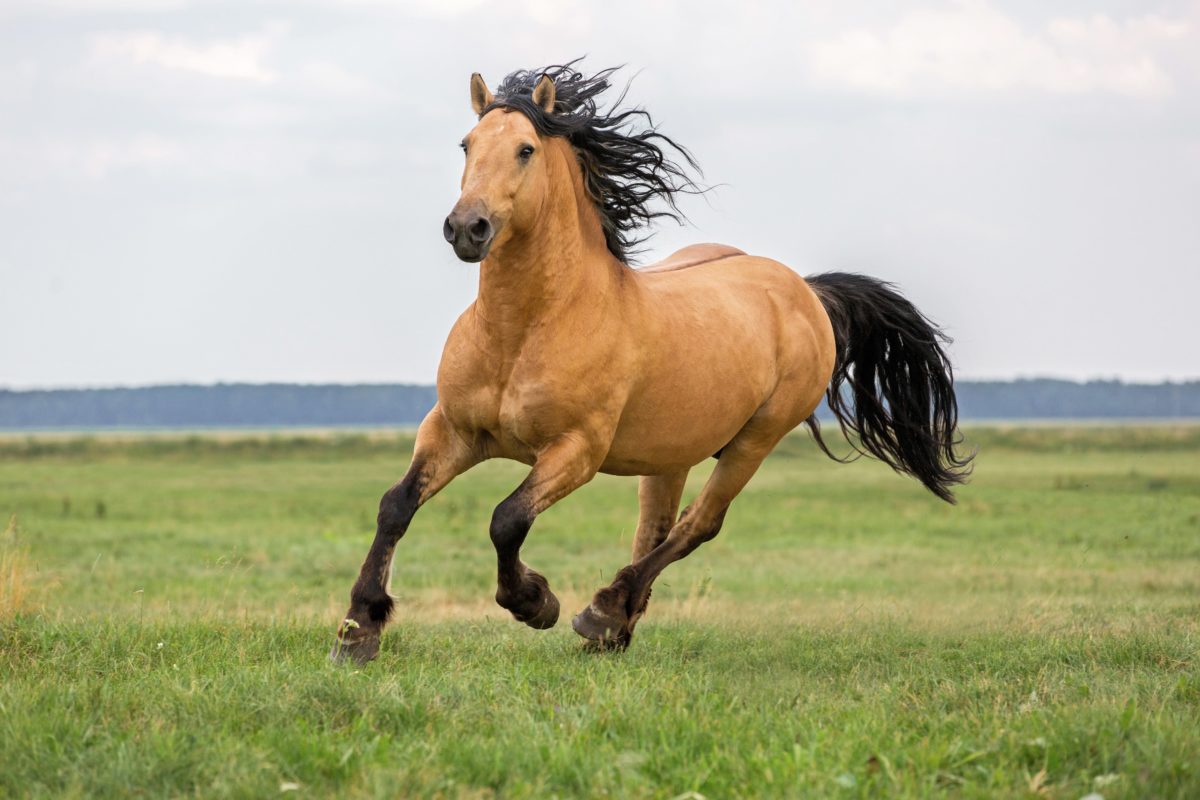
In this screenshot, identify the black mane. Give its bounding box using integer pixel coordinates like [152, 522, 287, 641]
[482, 60, 703, 264]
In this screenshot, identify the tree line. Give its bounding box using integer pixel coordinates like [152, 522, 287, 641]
[0, 379, 1197, 429]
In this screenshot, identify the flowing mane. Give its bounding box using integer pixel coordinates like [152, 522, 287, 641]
[481, 60, 703, 263]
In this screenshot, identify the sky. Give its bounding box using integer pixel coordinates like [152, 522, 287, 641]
[1, 0, 1198, 389]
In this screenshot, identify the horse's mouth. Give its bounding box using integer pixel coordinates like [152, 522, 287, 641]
[451, 238, 492, 262]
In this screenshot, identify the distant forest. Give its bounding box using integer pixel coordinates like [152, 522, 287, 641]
[1, 379, 1197, 430]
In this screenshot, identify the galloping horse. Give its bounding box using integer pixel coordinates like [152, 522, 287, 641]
[332, 63, 972, 663]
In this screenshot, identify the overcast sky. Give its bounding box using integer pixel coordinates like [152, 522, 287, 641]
[2, 0, 1198, 389]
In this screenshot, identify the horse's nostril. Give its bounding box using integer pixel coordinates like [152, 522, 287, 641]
[468, 217, 492, 243]
[442, 217, 456, 244]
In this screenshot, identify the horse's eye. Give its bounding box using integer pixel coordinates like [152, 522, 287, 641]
[459, 141, 468, 154]
[518, 145, 535, 161]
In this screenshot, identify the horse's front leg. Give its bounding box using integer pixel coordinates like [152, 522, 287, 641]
[331, 408, 480, 664]
[489, 435, 605, 629]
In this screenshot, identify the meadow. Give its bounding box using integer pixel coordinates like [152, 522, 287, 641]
[1, 426, 1197, 798]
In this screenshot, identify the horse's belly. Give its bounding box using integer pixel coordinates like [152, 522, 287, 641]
[602, 372, 767, 474]
[600, 429, 738, 475]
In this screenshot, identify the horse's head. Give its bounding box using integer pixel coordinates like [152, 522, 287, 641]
[443, 72, 557, 263]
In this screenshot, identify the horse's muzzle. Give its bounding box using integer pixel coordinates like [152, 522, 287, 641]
[443, 209, 494, 262]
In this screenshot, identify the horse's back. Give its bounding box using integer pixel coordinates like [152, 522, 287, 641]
[633, 245, 821, 322]
[637, 243, 746, 274]
[630, 247, 832, 388]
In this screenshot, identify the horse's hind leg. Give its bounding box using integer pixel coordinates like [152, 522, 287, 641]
[572, 420, 786, 649]
[331, 408, 479, 664]
[631, 470, 689, 561]
[611, 469, 689, 629]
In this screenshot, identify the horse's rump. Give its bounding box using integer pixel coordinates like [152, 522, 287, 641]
[599, 254, 835, 472]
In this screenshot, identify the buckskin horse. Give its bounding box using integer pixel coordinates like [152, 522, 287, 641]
[332, 62, 972, 663]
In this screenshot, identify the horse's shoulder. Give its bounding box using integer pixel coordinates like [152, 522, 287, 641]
[636, 243, 746, 274]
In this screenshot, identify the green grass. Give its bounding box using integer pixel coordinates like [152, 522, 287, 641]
[1, 426, 1197, 798]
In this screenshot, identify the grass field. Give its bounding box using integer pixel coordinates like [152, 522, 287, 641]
[1, 426, 1197, 798]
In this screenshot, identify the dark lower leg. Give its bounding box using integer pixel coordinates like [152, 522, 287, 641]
[484, 436, 605, 630]
[332, 471, 423, 663]
[573, 506, 727, 647]
[330, 407, 481, 664]
[489, 489, 559, 629]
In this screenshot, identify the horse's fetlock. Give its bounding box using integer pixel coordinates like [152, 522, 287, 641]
[350, 587, 394, 624]
[366, 595, 394, 623]
[614, 564, 640, 585]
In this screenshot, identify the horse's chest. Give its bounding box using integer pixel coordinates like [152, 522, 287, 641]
[438, 347, 581, 453]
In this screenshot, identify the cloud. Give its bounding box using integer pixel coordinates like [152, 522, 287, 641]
[808, 1, 1190, 98]
[298, 62, 391, 101]
[329, 0, 489, 19]
[34, 134, 186, 179]
[90, 28, 279, 83]
[1, 0, 189, 14]
[0, 59, 38, 102]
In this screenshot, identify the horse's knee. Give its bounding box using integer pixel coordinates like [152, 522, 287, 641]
[693, 511, 726, 545]
[489, 494, 534, 555]
[668, 507, 728, 557]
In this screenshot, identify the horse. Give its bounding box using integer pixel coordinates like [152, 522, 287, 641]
[331, 62, 972, 663]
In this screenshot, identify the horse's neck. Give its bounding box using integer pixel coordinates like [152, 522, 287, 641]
[475, 143, 621, 343]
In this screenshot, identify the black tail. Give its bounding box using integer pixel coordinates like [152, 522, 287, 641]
[804, 272, 973, 503]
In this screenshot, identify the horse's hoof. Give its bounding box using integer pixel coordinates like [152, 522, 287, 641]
[500, 569, 561, 630]
[571, 604, 630, 647]
[329, 633, 380, 666]
[582, 635, 631, 653]
[514, 587, 560, 630]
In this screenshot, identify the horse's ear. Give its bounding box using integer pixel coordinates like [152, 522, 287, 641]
[531, 74, 556, 113]
[470, 73, 493, 116]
